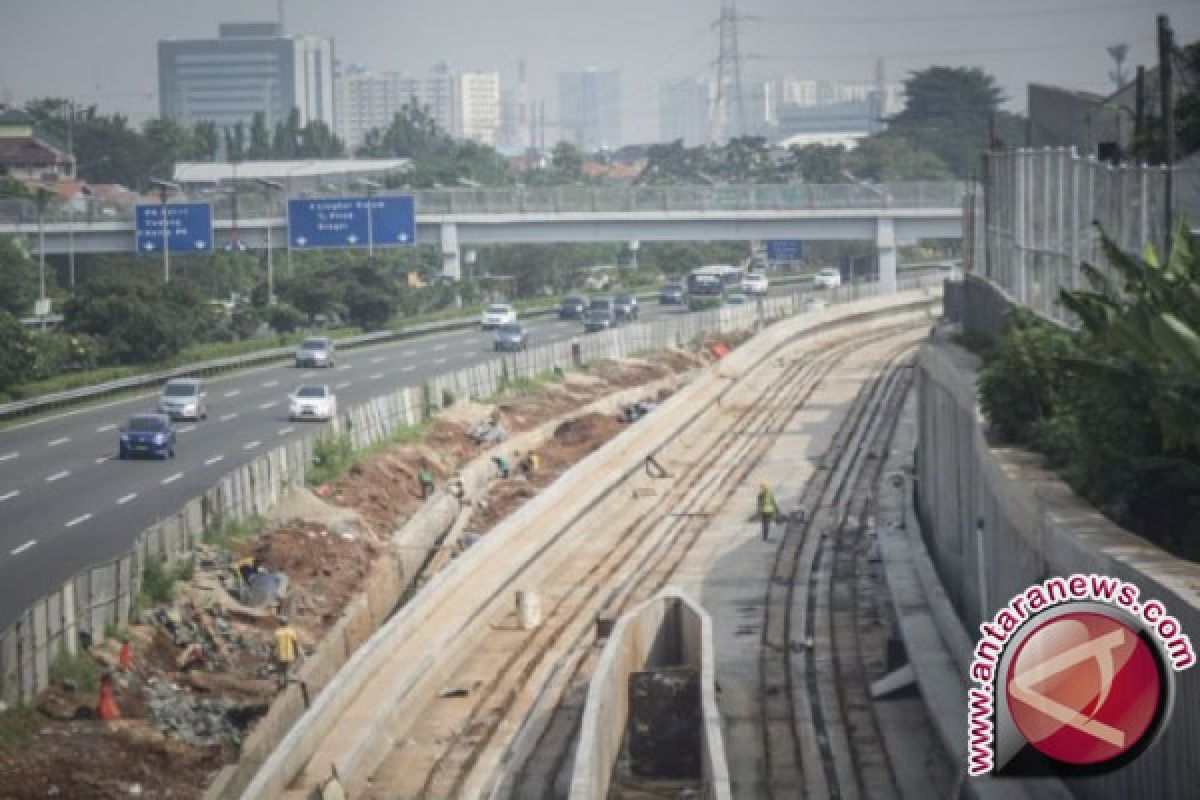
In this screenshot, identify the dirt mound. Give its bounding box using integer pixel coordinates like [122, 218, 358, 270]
[553, 413, 625, 449]
[0, 719, 224, 800]
[254, 521, 376, 632]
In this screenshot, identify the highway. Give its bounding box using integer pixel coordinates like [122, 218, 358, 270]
[0, 302, 695, 630]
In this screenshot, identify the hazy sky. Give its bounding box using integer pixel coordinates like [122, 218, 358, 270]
[2, 0, 1199, 142]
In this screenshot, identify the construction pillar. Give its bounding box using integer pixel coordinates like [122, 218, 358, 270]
[440, 222, 461, 281]
[875, 216, 897, 294]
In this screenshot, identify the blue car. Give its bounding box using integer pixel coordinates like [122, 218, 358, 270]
[118, 413, 177, 460]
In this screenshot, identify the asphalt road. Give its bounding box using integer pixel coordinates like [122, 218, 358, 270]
[0, 301, 702, 629]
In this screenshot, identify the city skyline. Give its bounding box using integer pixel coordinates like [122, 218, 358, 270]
[3, 0, 1198, 145]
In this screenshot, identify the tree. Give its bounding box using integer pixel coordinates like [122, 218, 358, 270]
[247, 112, 272, 160]
[63, 279, 210, 363]
[886, 67, 1007, 177]
[342, 263, 399, 330]
[0, 237, 39, 316]
[0, 311, 35, 395]
[845, 135, 953, 181]
[786, 144, 847, 183]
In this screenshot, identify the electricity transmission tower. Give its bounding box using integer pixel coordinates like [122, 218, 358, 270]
[711, 0, 749, 144]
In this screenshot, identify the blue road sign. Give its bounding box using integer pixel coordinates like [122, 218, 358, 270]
[765, 239, 804, 263]
[135, 203, 214, 254]
[287, 195, 417, 250]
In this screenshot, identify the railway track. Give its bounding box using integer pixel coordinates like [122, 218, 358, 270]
[350, 319, 935, 800]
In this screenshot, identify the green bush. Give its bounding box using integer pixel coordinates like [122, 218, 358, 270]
[48, 648, 99, 693]
[308, 434, 355, 486]
[139, 557, 192, 605]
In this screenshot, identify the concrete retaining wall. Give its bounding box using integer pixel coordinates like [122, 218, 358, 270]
[569, 590, 730, 800]
[915, 339, 1200, 799]
[238, 288, 942, 800]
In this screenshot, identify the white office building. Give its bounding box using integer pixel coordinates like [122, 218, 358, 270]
[456, 71, 501, 145]
[158, 22, 334, 135]
[335, 65, 410, 150]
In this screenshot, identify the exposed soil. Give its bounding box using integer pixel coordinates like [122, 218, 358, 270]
[0, 350, 707, 799]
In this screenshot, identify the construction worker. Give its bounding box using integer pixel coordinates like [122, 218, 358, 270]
[758, 481, 779, 541]
[274, 618, 299, 684]
[518, 451, 540, 479]
[236, 555, 263, 585]
[493, 453, 511, 479]
[418, 467, 435, 499]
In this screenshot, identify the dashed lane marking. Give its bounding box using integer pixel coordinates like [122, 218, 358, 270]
[10, 540, 36, 556]
[335, 381, 351, 389]
[65, 513, 92, 528]
[434, 357, 447, 365]
[178, 425, 196, 434]
[369, 373, 383, 380]
[262, 380, 279, 388]
[46, 470, 69, 482]
[224, 389, 241, 398]
[243, 441, 261, 450]
[96, 424, 116, 433]
[204, 455, 224, 466]
[278, 426, 294, 436]
[162, 472, 183, 485]
[117, 493, 137, 505]
[0, 490, 18, 502]
[95, 456, 110, 464]
[220, 413, 238, 422]
[401, 365, 416, 372]
[370, 356, 385, 364]
[47, 437, 70, 447]
[0, 452, 17, 462]
[337, 364, 352, 371]
[259, 401, 278, 410]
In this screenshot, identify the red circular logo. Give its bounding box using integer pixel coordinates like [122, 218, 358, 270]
[1006, 612, 1162, 765]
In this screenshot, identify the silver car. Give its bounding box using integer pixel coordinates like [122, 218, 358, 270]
[158, 378, 208, 420]
[295, 336, 336, 368]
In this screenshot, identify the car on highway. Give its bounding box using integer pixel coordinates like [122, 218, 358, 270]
[741, 271, 769, 295]
[494, 323, 530, 351]
[295, 336, 336, 368]
[659, 281, 685, 305]
[480, 303, 517, 330]
[583, 308, 616, 332]
[158, 378, 208, 420]
[118, 413, 176, 460]
[725, 292, 752, 306]
[613, 294, 639, 321]
[289, 385, 337, 422]
[558, 294, 587, 319]
[813, 268, 843, 289]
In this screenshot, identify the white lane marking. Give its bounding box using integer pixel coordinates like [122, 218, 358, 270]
[95, 456, 110, 464]
[0, 490, 18, 502]
[65, 513, 92, 528]
[335, 381, 350, 389]
[401, 365, 416, 373]
[243, 441, 261, 450]
[402, 350, 416, 357]
[117, 493, 137, 505]
[262, 380, 279, 388]
[337, 364, 352, 371]
[278, 426, 294, 436]
[434, 357, 447, 365]
[432, 343, 447, 351]
[47, 437, 70, 447]
[10, 540, 36, 556]
[0, 452, 17, 462]
[96, 424, 116, 433]
[178, 425, 196, 434]
[258, 401, 278, 410]
[220, 412, 238, 422]
[369, 373, 383, 381]
[370, 356, 385, 364]
[224, 389, 241, 398]
[162, 472, 183, 485]
[46, 470, 69, 482]
[204, 455, 224, 466]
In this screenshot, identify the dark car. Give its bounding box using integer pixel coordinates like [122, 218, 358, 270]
[558, 294, 587, 319]
[613, 294, 639, 321]
[494, 323, 530, 351]
[118, 413, 176, 460]
[659, 282, 685, 305]
[589, 297, 615, 314]
[583, 309, 616, 332]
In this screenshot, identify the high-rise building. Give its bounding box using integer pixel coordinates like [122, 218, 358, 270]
[658, 79, 710, 146]
[335, 64, 409, 150]
[424, 62, 457, 135]
[158, 22, 334, 135]
[557, 68, 621, 152]
[456, 72, 501, 145]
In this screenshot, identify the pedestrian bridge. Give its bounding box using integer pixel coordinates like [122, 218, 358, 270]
[0, 181, 966, 289]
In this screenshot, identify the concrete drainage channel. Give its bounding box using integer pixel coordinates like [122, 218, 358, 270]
[238, 290, 942, 800]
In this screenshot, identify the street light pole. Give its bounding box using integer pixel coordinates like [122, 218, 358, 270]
[151, 179, 180, 283]
[355, 178, 382, 261]
[254, 179, 284, 305]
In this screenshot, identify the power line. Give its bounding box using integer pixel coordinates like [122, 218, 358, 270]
[759, 0, 1196, 27]
[757, 36, 1159, 64]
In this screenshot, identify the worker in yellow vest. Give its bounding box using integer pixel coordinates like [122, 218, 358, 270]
[274, 618, 299, 684]
[758, 481, 779, 541]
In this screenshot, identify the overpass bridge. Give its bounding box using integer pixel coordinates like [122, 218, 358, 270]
[0, 181, 965, 292]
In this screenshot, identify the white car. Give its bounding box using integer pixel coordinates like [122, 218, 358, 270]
[812, 268, 843, 289]
[480, 303, 517, 330]
[289, 385, 337, 421]
[741, 272, 769, 295]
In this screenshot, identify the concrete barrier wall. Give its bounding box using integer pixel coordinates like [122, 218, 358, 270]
[569, 590, 731, 800]
[239, 288, 942, 800]
[915, 339, 1200, 800]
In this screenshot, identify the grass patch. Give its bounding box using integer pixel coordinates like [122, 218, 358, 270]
[202, 515, 267, 549]
[48, 648, 99, 693]
[0, 705, 41, 750]
[139, 556, 194, 606]
[487, 369, 564, 403]
[307, 434, 356, 486]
